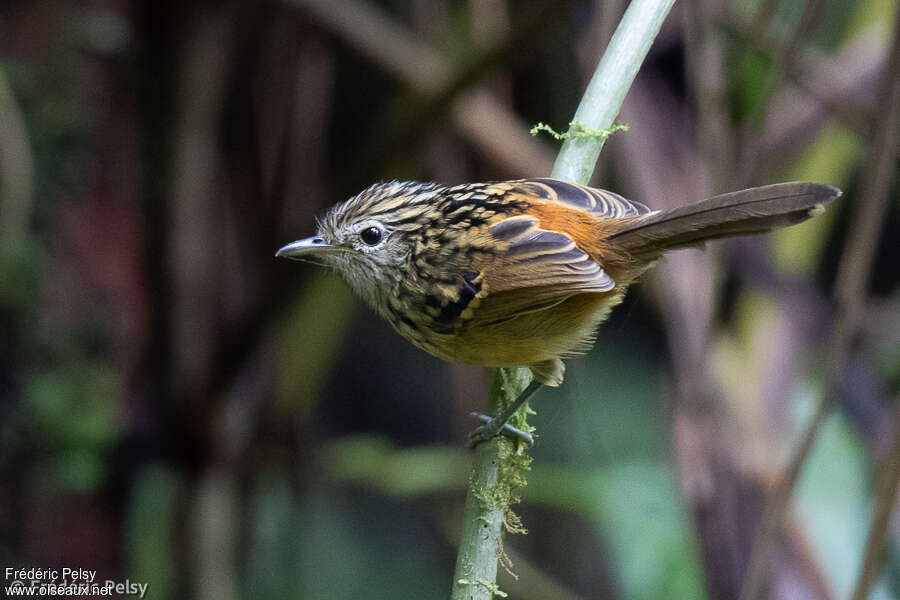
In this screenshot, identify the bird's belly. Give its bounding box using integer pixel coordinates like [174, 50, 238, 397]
[420, 290, 625, 368]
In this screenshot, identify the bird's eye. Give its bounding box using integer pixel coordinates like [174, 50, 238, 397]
[360, 226, 383, 246]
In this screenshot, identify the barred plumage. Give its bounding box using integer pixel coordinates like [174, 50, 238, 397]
[279, 179, 840, 390]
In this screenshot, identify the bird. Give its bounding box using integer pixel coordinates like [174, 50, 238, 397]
[276, 178, 840, 445]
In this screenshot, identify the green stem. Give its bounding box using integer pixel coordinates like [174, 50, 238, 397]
[552, 0, 676, 184]
[450, 1, 675, 598]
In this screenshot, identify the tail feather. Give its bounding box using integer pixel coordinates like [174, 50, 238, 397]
[609, 182, 841, 260]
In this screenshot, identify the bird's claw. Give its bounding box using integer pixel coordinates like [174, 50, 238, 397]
[467, 412, 534, 448]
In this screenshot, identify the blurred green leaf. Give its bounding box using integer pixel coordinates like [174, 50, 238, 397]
[321, 434, 471, 496]
[247, 474, 447, 599]
[729, 44, 772, 124]
[0, 237, 40, 311]
[27, 360, 117, 448]
[589, 461, 706, 600]
[813, 0, 864, 49]
[127, 464, 178, 600]
[523, 461, 706, 600]
[26, 359, 118, 492]
[536, 333, 666, 467]
[845, 0, 898, 40]
[793, 385, 872, 598]
[50, 449, 106, 493]
[773, 122, 860, 274]
[276, 273, 357, 416]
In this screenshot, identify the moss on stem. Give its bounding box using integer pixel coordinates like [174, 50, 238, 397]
[451, 1, 676, 598]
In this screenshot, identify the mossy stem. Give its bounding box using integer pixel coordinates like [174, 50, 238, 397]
[450, 1, 676, 598]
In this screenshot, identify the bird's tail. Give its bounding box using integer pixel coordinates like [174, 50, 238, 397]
[608, 182, 841, 261]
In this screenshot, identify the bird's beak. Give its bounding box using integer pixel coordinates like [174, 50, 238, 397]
[275, 236, 342, 260]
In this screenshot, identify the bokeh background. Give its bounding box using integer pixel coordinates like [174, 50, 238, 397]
[1, 0, 899, 598]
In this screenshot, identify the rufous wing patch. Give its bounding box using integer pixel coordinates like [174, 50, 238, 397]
[488, 215, 615, 293]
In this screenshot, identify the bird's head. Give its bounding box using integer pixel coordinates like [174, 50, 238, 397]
[276, 181, 446, 313]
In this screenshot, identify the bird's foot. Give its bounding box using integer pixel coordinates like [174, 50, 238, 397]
[467, 412, 534, 448]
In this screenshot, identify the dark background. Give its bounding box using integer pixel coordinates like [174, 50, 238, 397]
[1, 0, 898, 598]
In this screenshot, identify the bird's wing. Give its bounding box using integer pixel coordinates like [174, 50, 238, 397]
[486, 214, 615, 293]
[418, 214, 615, 334]
[512, 178, 651, 218]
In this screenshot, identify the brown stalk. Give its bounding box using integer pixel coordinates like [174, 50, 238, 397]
[735, 0, 825, 184]
[738, 6, 900, 599]
[851, 395, 900, 600]
[286, 0, 555, 177]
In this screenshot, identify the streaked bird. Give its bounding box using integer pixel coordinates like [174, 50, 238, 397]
[277, 178, 840, 444]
